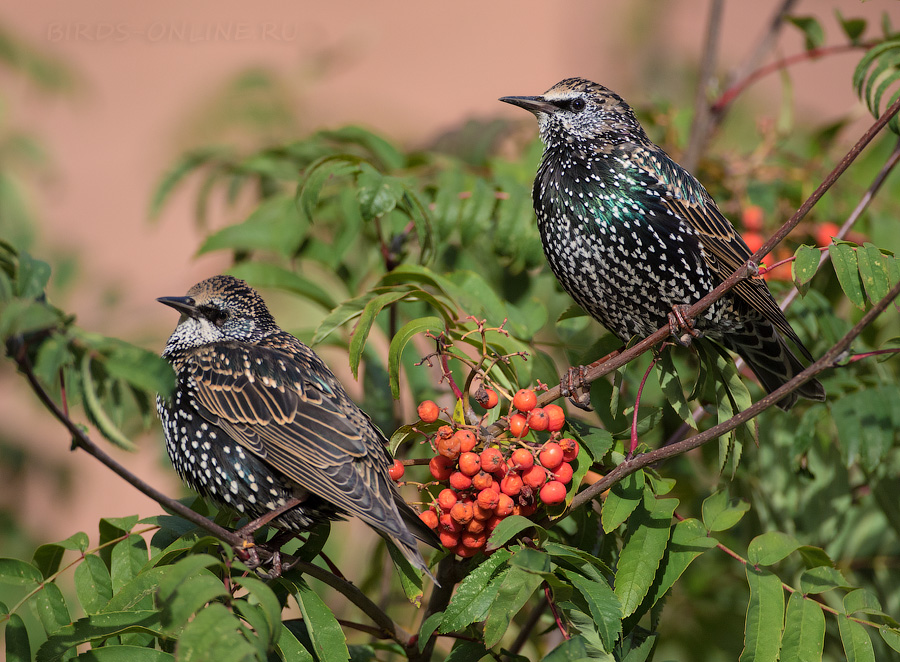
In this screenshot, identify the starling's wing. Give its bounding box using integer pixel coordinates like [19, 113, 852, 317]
[184, 341, 413, 540]
[629, 148, 812, 358]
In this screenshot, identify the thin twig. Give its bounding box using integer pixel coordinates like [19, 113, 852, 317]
[682, 0, 725, 171]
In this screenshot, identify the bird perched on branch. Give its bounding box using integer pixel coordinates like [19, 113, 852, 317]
[500, 78, 824, 409]
[156, 275, 439, 577]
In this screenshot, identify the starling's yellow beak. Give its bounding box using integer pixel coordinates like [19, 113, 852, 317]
[157, 296, 199, 318]
[499, 95, 558, 115]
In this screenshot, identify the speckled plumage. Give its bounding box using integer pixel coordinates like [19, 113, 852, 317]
[156, 275, 438, 575]
[501, 78, 824, 409]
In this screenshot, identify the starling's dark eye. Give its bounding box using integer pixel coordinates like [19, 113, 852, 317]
[201, 305, 230, 327]
[570, 98, 586, 112]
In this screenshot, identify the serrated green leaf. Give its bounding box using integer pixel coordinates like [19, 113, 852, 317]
[276, 622, 315, 662]
[832, 243, 866, 309]
[445, 639, 490, 662]
[792, 244, 821, 295]
[857, 243, 892, 304]
[150, 147, 227, 219]
[614, 496, 677, 617]
[880, 627, 900, 653]
[843, 588, 883, 616]
[158, 571, 229, 635]
[348, 290, 413, 379]
[740, 566, 784, 662]
[786, 16, 825, 51]
[800, 565, 850, 594]
[80, 353, 136, 451]
[702, 490, 750, 532]
[483, 566, 544, 648]
[198, 195, 307, 258]
[5, 613, 31, 662]
[656, 350, 697, 429]
[418, 611, 444, 653]
[747, 532, 800, 566]
[440, 549, 512, 633]
[74, 646, 175, 661]
[176, 603, 258, 662]
[294, 582, 350, 662]
[75, 554, 113, 614]
[487, 516, 541, 551]
[601, 470, 644, 534]
[838, 615, 876, 662]
[781, 591, 824, 662]
[356, 163, 404, 221]
[649, 517, 717, 607]
[564, 570, 622, 652]
[35, 582, 71, 637]
[836, 10, 867, 44]
[0, 557, 43, 586]
[543, 635, 591, 662]
[110, 535, 148, 593]
[33, 531, 88, 579]
[37, 610, 167, 662]
[387, 316, 443, 399]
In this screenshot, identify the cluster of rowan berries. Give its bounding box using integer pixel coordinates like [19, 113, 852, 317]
[391, 387, 579, 558]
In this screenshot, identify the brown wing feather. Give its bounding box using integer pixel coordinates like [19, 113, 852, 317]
[631, 147, 811, 356]
[185, 343, 402, 530]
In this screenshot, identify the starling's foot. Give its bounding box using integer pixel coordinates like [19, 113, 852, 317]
[668, 305, 700, 346]
[560, 365, 593, 411]
[235, 497, 303, 539]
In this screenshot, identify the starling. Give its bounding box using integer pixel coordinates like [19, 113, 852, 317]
[156, 275, 439, 576]
[500, 78, 824, 409]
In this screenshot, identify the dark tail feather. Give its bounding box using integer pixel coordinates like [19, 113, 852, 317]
[388, 492, 441, 584]
[722, 320, 825, 411]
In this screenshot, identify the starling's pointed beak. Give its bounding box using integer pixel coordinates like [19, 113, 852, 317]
[157, 296, 199, 317]
[499, 95, 557, 115]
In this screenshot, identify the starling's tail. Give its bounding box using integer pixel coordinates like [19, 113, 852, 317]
[721, 319, 825, 411]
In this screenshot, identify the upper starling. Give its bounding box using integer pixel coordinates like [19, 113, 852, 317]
[500, 78, 824, 409]
[156, 275, 439, 576]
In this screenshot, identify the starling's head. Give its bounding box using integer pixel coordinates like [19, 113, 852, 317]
[500, 77, 647, 147]
[158, 275, 277, 353]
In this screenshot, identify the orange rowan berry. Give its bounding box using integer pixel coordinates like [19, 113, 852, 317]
[417, 400, 439, 423]
[527, 407, 549, 431]
[495, 493, 514, 517]
[553, 461, 574, 485]
[539, 442, 564, 470]
[439, 531, 460, 548]
[477, 488, 500, 511]
[437, 488, 458, 511]
[522, 464, 546, 489]
[513, 388, 537, 412]
[544, 404, 566, 431]
[559, 437, 579, 462]
[539, 480, 567, 505]
[511, 448, 535, 471]
[437, 435, 461, 461]
[453, 429, 477, 452]
[429, 455, 454, 481]
[500, 473, 523, 496]
[450, 501, 473, 525]
[419, 509, 439, 530]
[509, 413, 529, 438]
[458, 451, 482, 477]
[388, 459, 405, 481]
[449, 471, 473, 490]
[480, 447, 503, 472]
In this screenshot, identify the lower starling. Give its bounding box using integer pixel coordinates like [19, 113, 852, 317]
[156, 275, 439, 576]
[500, 78, 825, 409]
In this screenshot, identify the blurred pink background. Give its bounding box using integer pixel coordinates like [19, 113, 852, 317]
[0, 0, 895, 552]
